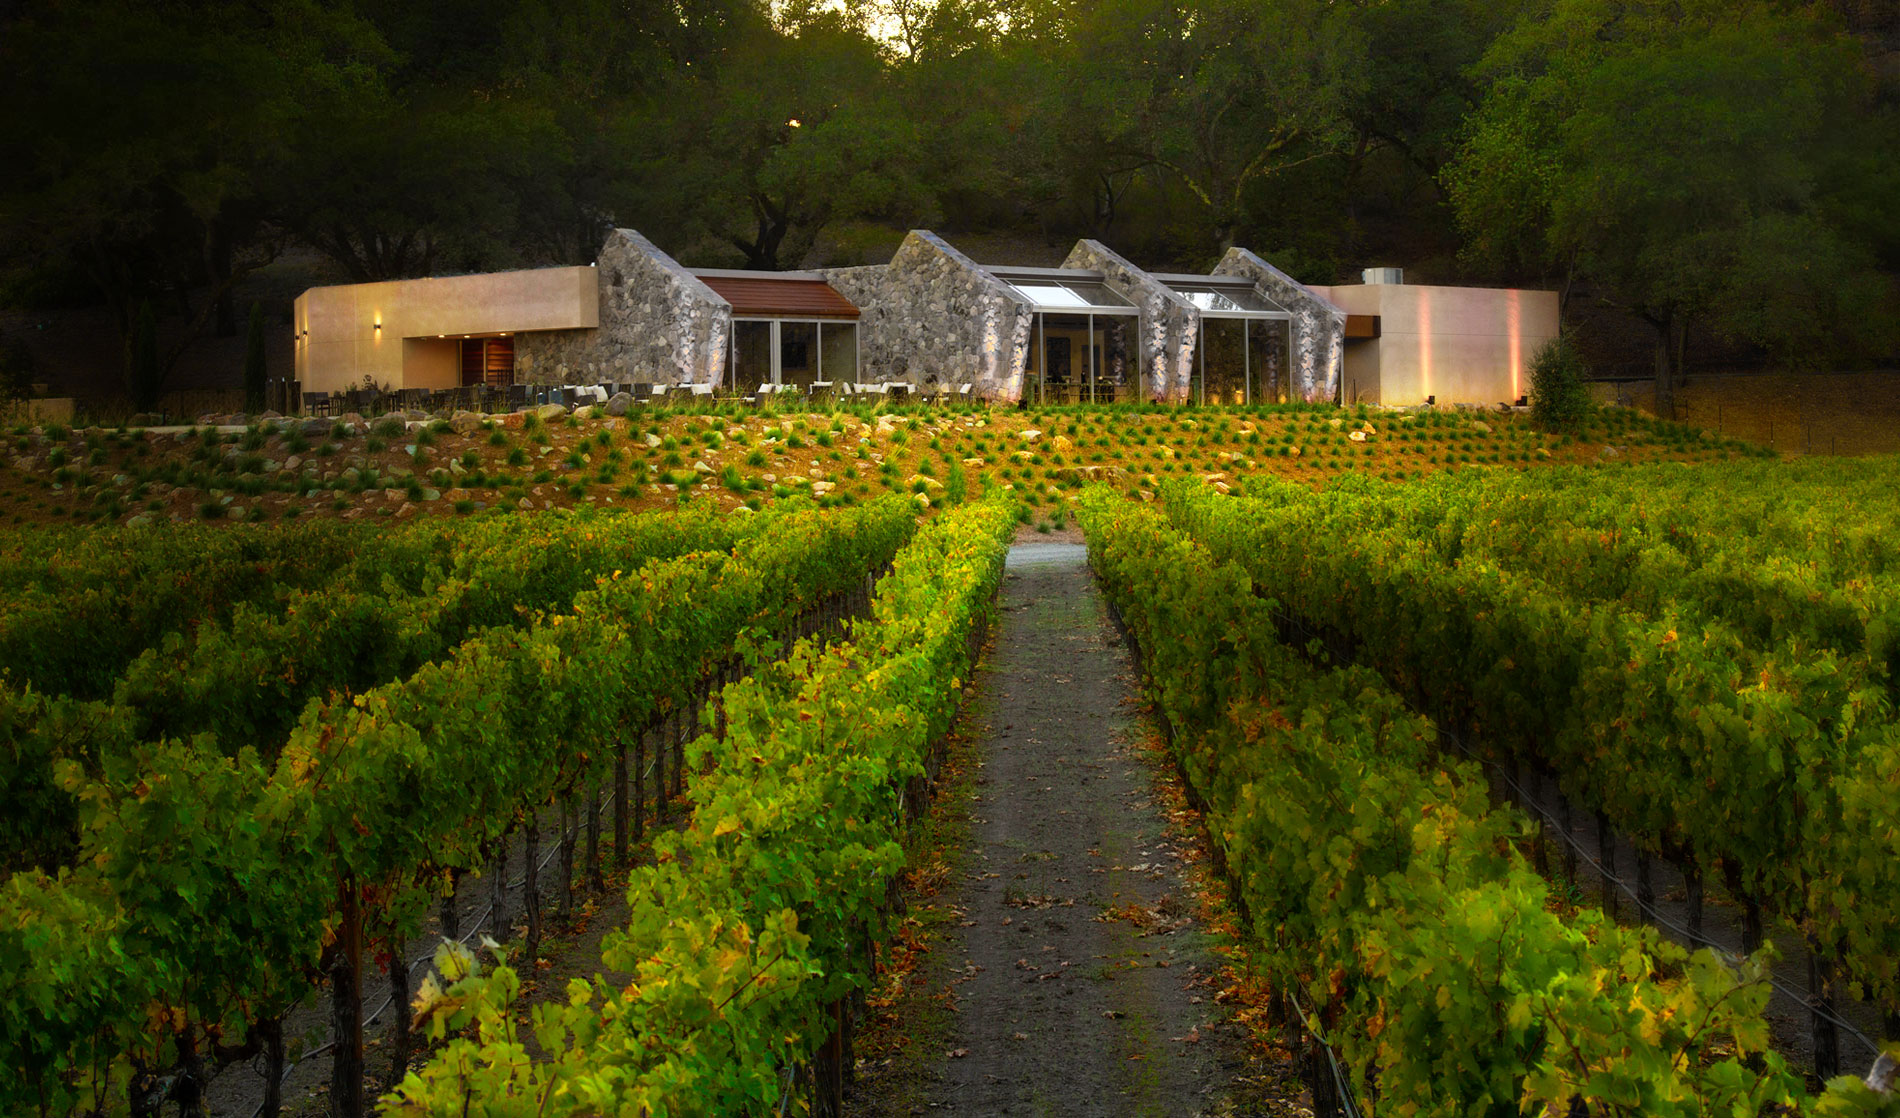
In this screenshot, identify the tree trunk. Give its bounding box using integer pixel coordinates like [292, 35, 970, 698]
[259, 1016, 285, 1118]
[559, 793, 577, 920]
[330, 882, 364, 1118]
[587, 775, 604, 892]
[1597, 811, 1617, 919]
[1682, 859, 1703, 941]
[523, 821, 542, 963]
[489, 841, 508, 942]
[1808, 936, 1840, 1080]
[615, 741, 629, 866]
[385, 938, 411, 1088]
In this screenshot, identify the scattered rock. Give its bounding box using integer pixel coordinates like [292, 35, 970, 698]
[518, 497, 535, 509]
[605, 392, 633, 416]
[535, 403, 568, 421]
[645, 433, 663, 448]
[1472, 421, 1491, 434]
[1018, 429, 1042, 442]
[1349, 430, 1368, 442]
[450, 410, 485, 434]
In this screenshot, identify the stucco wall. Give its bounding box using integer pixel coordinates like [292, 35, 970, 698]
[822, 231, 1033, 399]
[1062, 240, 1197, 403]
[1212, 249, 1345, 404]
[1316, 283, 1560, 406]
[293, 266, 597, 394]
[515, 229, 730, 386]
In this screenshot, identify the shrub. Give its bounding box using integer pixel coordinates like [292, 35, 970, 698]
[1528, 336, 1592, 433]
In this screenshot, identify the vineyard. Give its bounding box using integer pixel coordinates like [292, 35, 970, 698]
[2, 410, 1897, 1117]
[1077, 456, 1900, 1114]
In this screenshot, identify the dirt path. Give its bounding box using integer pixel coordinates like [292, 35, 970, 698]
[862, 541, 1267, 1116]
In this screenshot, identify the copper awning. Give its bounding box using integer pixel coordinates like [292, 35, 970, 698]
[695, 274, 860, 319]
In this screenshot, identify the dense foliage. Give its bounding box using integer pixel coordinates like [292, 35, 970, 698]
[0, 497, 917, 1117]
[1161, 461, 1900, 1074]
[1078, 489, 1897, 1115]
[0, 1, 1892, 394]
[379, 498, 1016, 1115]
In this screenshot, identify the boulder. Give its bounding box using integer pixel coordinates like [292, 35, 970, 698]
[605, 392, 634, 416]
[535, 403, 568, 421]
[450, 410, 485, 434]
[644, 433, 663, 448]
[1472, 421, 1491, 434]
[301, 418, 331, 437]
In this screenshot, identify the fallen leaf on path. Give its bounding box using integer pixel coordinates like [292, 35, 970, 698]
[947, 1048, 969, 1059]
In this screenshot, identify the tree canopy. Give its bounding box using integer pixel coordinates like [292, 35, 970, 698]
[0, 0, 1894, 395]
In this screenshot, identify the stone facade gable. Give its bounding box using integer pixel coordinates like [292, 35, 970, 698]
[825, 231, 1033, 399]
[517, 229, 731, 386]
[1212, 248, 1344, 404]
[1062, 240, 1198, 403]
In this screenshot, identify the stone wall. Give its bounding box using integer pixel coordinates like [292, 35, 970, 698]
[822, 231, 1032, 399]
[1062, 240, 1198, 403]
[516, 229, 730, 386]
[1213, 248, 1344, 404]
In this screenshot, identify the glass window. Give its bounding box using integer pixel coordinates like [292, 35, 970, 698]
[731, 321, 771, 395]
[780, 321, 818, 389]
[1010, 283, 1091, 309]
[820, 322, 858, 383]
[1168, 284, 1282, 314]
[1199, 319, 1248, 405]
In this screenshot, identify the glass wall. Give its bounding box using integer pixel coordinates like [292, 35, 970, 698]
[731, 320, 772, 395]
[820, 322, 858, 383]
[1198, 319, 1249, 405]
[1026, 314, 1132, 404]
[779, 322, 818, 389]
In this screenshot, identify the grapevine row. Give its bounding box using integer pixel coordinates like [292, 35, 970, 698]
[1166, 474, 1900, 1056]
[381, 498, 1018, 1117]
[1076, 490, 1890, 1115]
[1, 502, 746, 874]
[0, 498, 915, 1118]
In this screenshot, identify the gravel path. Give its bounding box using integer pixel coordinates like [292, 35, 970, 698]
[908, 542, 1263, 1116]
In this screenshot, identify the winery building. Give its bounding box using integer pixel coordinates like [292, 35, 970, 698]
[293, 228, 1556, 408]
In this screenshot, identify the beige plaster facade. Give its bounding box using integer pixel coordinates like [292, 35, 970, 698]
[1313, 282, 1560, 407]
[293, 266, 599, 394]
